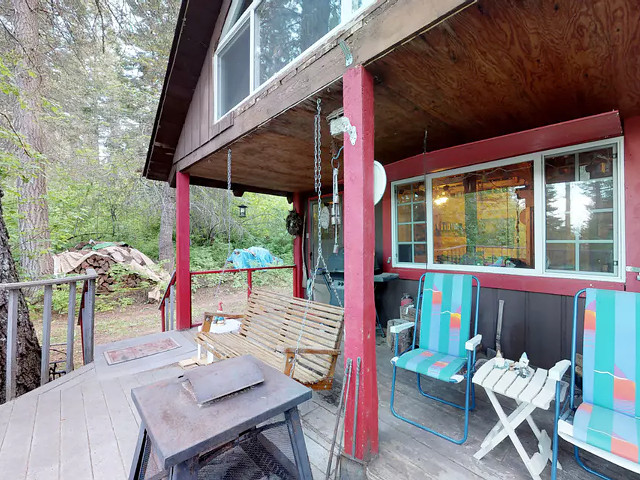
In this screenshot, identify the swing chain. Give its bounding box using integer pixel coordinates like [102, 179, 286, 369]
[290, 99, 346, 378]
[212, 149, 234, 303]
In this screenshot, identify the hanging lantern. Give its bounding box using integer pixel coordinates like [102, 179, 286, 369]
[238, 204, 247, 218]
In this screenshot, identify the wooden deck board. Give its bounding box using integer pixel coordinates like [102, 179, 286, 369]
[82, 378, 127, 480]
[0, 331, 633, 479]
[27, 389, 61, 479]
[60, 382, 93, 480]
[100, 377, 140, 473]
[0, 393, 38, 479]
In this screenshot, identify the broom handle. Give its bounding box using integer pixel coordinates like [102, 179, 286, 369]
[496, 300, 504, 353]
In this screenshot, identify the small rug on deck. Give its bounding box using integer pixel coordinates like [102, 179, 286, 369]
[104, 337, 181, 365]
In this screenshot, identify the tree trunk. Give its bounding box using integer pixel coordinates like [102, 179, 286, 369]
[0, 187, 42, 404]
[158, 183, 175, 272]
[13, 0, 53, 281]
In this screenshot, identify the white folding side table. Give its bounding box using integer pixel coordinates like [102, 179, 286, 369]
[472, 357, 570, 480]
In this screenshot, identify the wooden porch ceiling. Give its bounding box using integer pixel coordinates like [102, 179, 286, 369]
[186, 0, 640, 195]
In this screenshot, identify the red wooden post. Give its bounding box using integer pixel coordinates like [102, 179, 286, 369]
[175, 171, 192, 330]
[342, 65, 378, 460]
[292, 192, 304, 298]
[247, 270, 253, 298]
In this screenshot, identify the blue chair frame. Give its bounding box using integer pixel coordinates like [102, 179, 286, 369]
[390, 273, 481, 444]
[551, 289, 638, 480]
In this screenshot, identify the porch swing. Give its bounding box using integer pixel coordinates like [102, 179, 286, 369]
[196, 99, 346, 390]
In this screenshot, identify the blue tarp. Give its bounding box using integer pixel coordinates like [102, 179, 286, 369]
[226, 247, 283, 269]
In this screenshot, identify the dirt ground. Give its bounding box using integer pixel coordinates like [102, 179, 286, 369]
[39, 283, 290, 374]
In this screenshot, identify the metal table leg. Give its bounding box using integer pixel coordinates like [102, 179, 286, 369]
[285, 407, 313, 480]
[171, 457, 198, 480]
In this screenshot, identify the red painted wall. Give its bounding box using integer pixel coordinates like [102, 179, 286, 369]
[624, 116, 640, 293]
[381, 111, 638, 296]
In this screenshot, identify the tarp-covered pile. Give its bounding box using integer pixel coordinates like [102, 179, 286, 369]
[226, 247, 283, 269]
[53, 241, 170, 295]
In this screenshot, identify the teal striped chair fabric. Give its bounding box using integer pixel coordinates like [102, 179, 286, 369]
[571, 288, 640, 464]
[394, 273, 473, 382]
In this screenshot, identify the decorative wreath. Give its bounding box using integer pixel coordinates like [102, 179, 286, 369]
[286, 210, 304, 236]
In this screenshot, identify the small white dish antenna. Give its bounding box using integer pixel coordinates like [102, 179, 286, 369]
[373, 161, 387, 205]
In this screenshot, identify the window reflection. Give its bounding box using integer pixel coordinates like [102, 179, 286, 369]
[432, 162, 534, 268]
[544, 146, 616, 273]
[395, 182, 426, 264]
[255, 0, 341, 87]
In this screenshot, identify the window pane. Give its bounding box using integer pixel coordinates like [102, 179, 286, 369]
[580, 212, 613, 241]
[397, 205, 411, 223]
[413, 223, 426, 242]
[545, 145, 617, 274]
[432, 161, 534, 268]
[255, 0, 341, 87]
[579, 243, 614, 273]
[397, 225, 411, 242]
[219, 22, 250, 116]
[546, 243, 575, 271]
[413, 203, 425, 222]
[394, 181, 427, 264]
[398, 244, 412, 263]
[396, 185, 412, 204]
[413, 182, 426, 202]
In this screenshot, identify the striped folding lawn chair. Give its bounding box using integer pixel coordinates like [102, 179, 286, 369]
[389, 272, 481, 444]
[551, 288, 640, 479]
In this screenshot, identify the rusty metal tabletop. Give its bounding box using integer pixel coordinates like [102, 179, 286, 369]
[131, 355, 312, 470]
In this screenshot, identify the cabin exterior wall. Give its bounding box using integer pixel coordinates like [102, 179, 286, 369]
[168, 0, 469, 180]
[349, 113, 639, 370]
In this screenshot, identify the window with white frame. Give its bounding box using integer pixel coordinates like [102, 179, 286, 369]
[390, 139, 624, 279]
[215, 0, 374, 119]
[395, 181, 427, 264]
[544, 144, 618, 274]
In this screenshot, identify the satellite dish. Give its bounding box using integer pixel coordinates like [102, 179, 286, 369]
[373, 161, 387, 205]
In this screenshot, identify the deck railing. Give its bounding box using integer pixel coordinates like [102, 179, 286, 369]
[0, 269, 97, 401]
[159, 265, 295, 330]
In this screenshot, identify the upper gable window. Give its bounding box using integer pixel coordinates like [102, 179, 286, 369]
[215, 0, 374, 120]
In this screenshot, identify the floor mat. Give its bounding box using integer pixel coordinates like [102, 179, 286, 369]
[104, 337, 181, 365]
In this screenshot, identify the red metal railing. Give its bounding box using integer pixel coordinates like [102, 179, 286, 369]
[159, 265, 295, 330]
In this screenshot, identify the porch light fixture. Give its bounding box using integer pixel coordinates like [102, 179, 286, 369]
[434, 195, 448, 206]
[238, 204, 247, 218]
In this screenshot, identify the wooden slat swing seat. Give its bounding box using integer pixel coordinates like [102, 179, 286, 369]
[196, 289, 344, 390]
[197, 100, 345, 391]
[389, 272, 482, 444]
[550, 288, 640, 479]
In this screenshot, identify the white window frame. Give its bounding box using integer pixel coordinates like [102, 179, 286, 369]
[390, 137, 626, 282]
[213, 0, 375, 121]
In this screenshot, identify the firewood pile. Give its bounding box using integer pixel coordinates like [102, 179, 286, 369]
[54, 241, 170, 295]
[69, 256, 143, 293]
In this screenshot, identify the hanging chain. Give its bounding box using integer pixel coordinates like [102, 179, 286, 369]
[212, 149, 233, 304]
[290, 98, 343, 377]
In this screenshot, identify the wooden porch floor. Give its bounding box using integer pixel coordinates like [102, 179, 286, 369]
[0, 331, 634, 479]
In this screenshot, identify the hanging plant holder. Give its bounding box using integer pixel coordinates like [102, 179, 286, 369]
[286, 210, 303, 236]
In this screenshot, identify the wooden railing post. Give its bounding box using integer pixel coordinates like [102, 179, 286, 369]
[66, 282, 76, 374]
[41, 285, 53, 386]
[82, 270, 96, 364]
[5, 290, 18, 401]
[169, 284, 175, 331]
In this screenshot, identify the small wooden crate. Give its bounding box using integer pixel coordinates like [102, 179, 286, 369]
[387, 319, 413, 353]
[400, 305, 419, 346]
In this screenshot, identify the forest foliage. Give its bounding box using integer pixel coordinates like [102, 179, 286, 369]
[0, 0, 293, 285]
